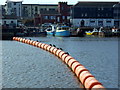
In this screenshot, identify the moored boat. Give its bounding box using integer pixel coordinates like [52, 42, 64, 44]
[46, 25, 70, 37]
[85, 28, 99, 35]
[55, 26, 70, 37]
[45, 24, 56, 36]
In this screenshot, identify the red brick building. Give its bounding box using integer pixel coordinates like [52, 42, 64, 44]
[34, 2, 72, 26]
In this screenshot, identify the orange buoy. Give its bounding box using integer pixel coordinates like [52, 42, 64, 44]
[40, 43, 46, 49]
[37, 43, 43, 48]
[13, 37, 15, 40]
[75, 65, 88, 77]
[32, 41, 37, 46]
[49, 47, 56, 53]
[22, 38, 25, 43]
[19, 38, 23, 42]
[79, 71, 94, 85]
[91, 84, 105, 89]
[46, 45, 52, 51]
[71, 61, 82, 72]
[64, 55, 74, 64]
[51, 47, 57, 54]
[44, 44, 50, 51]
[15, 37, 18, 41]
[61, 53, 69, 62]
[34, 42, 39, 47]
[58, 51, 66, 58]
[84, 77, 103, 89]
[42, 44, 48, 50]
[55, 49, 62, 56]
[29, 40, 34, 45]
[24, 39, 28, 43]
[27, 40, 31, 44]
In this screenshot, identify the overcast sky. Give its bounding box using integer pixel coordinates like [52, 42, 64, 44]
[0, 0, 119, 5]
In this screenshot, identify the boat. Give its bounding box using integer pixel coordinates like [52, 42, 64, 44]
[45, 24, 56, 36]
[46, 25, 70, 37]
[55, 26, 70, 37]
[85, 28, 99, 35]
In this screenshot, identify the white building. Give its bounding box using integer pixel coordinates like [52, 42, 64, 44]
[71, 19, 115, 27]
[1, 15, 18, 28]
[70, 2, 119, 28]
[6, 0, 23, 17]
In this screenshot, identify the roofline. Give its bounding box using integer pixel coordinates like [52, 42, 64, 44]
[77, 1, 119, 3]
[74, 1, 119, 6]
[22, 4, 73, 6]
[22, 4, 58, 6]
[6, 0, 23, 3]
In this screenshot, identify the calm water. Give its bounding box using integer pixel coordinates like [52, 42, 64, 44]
[1, 36, 119, 88]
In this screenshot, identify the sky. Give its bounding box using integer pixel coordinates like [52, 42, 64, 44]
[0, 0, 119, 5]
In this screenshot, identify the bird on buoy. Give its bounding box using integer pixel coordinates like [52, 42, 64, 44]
[65, 52, 69, 55]
[53, 44, 56, 47]
[59, 48, 63, 50]
[57, 48, 59, 49]
[49, 44, 52, 46]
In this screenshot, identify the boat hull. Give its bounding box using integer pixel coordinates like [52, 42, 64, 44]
[86, 32, 93, 35]
[47, 31, 55, 35]
[55, 30, 70, 37]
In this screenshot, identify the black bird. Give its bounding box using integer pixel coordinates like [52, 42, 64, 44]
[57, 48, 59, 49]
[36, 40, 39, 42]
[29, 39, 31, 40]
[53, 44, 56, 47]
[49, 44, 52, 46]
[59, 48, 63, 50]
[65, 52, 69, 55]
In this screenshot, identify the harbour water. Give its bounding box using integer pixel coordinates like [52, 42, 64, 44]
[1, 36, 119, 88]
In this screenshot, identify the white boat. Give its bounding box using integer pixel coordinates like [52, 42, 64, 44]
[45, 24, 56, 36]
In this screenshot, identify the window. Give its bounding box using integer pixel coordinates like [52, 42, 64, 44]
[40, 8, 46, 11]
[49, 8, 55, 11]
[98, 8, 100, 10]
[50, 16, 55, 19]
[8, 3, 11, 8]
[11, 21, 13, 23]
[85, 13, 87, 17]
[106, 21, 111, 23]
[62, 16, 65, 19]
[62, 7, 64, 10]
[98, 14, 100, 17]
[67, 16, 70, 19]
[14, 2, 16, 5]
[81, 13, 84, 17]
[35, 7, 38, 11]
[90, 21, 95, 23]
[4, 21, 6, 24]
[98, 21, 103, 26]
[44, 16, 48, 19]
[101, 7, 104, 10]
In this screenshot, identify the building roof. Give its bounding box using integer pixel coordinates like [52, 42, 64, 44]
[22, 4, 73, 7]
[74, 1, 119, 7]
[6, 0, 23, 3]
[23, 4, 58, 6]
[39, 10, 60, 15]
